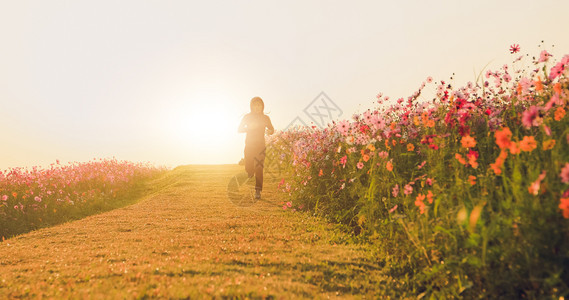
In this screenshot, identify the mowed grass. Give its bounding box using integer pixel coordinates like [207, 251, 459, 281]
[0, 165, 384, 299]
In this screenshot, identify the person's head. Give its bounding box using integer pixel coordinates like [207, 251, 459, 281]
[250, 97, 264, 114]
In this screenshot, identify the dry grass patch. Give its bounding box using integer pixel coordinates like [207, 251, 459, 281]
[0, 165, 384, 299]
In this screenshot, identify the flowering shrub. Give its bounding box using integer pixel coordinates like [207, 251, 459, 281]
[269, 47, 569, 298]
[0, 158, 165, 239]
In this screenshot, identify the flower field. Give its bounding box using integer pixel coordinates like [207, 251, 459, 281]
[269, 47, 569, 298]
[0, 159, 165, 240]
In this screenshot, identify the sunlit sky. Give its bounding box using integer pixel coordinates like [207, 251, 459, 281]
[1, 0, 568, 169]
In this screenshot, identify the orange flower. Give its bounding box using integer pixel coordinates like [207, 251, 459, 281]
[413, 116, 421, 126]
[490, 162, 502, 175]
[495, 127, 512, 149]
[392, 139, 397, 146]
[426, 119, 435, 128]
[490, 150, 508, 175]
[426, 191, 434, 204]
[461, 135, 476, 148]
[362, 154, 370, 162]
[509, 142, 521, 154]
[468, 155, 479, 169]
[554, 82, 562, 95]
[528, 171, 547, 196]
[455, 153, 467, 165]
[498, 149, 508, 161]
[407, 143, 415, 151]
[555, 107, 566, 121]
[415, 194, 426, 214]
[560, 198, 569, 219]
[318, 169, 323, 177]
[468, 175, 477, 186]
[416, 193, 426, 202]
[542, 139, 556, 151]
[535, 76, 543, 92]
[386, 161, 393, 172]
[421, 112, 429, 124]
[367, 144, 376, 152]
[520, 136, 537, 152]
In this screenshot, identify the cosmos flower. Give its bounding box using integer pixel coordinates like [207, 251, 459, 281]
[468, 175, 477, 186]
[461, 135, 477, 148]
[538, 50, 552, 63]
[510, 44, 520, 54]
[542, 140, 556, 151]
[522, 106, 541, 129]
[559, 198, 569, 218]
[520, 136, 537, 152]
[561, 163, 569, 184]
[392, 184, 399, 197]
[528, 171, 547, 196]
[404, 184, 413, 196]
[495, 127, 512, 150]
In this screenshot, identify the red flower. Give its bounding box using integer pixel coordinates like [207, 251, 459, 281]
[510, 44, 520, 54]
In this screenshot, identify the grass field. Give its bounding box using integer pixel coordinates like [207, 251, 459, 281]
[0, 165, 385, 299]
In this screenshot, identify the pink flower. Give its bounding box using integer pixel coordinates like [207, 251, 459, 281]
[528, 171, 547, 196]
[389, 205, 398, 213]
[538, 50, 552, 63]
[357, 162, 364, 169]
[544, 125, 552, 136]
[404, 184, 413, 196]
[1, 195, 7, 201]
[392, 184, 399, 197]
[522, 106, 540, 129]
[336, 120, 350, 136]
[287, 201, 292, 208]
[561, 163, 569, 184]
[549, 62, 566, 81]
[426, 178, 433, 186]
[34, 196, 42, 202]
[340, 155, 347, 168]
[417, 161, 426, 169]
[510, 44, 520, 54]
[370, 115, 386, 130]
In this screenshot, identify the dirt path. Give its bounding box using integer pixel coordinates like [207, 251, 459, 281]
[0, 165, 383, 299]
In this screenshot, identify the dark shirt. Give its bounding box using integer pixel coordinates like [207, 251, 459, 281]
[239, 113, 274, 146]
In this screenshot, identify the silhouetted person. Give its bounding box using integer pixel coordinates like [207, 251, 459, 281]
[238, 97, 274, 199]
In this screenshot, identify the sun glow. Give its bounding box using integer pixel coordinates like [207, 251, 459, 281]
[167, 93, 243, 165]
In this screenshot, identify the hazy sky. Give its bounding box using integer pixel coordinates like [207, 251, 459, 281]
[1, 0, 568, 169]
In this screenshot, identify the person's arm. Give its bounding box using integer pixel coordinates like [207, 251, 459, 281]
[265, 116, 275, 135]
[238, 116, 248, 133]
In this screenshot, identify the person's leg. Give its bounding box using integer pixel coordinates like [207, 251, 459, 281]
[244, 146, 254, 178]
[253, 147, 266, 193]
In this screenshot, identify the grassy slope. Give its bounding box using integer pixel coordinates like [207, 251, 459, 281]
[0, 165, 384, 299]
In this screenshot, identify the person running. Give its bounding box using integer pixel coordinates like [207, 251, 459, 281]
[238, 97, 274, 199]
